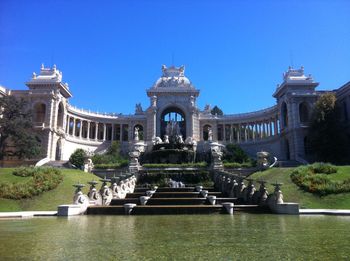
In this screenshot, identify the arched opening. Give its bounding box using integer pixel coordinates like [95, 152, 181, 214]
[299, 102, 309, 123]
[98, 123, 104, 140]
[75, 120, 81, 137]
[69, 118, 74, 135]
[56, 103, 64, 129]
[82, 121, 88, 138]
[34, 103, 46, 125]
[134, 124, 144, 140]
[281, 102, 288, 128]
[160, 107, 186, 139]
[55, 140, 62, 160]
[202, 124, 211, 141]
[89, 122, 96, 139]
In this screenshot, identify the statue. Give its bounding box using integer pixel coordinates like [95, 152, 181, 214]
[179, 65, 185, 75]
[166, 121, 172, 136]
[161, 65, 167, 74]
[135, 103, 143, 114]
[87, 181, 100, 201]
[185, 137, 197, 145]
[190, 95, 195, 107]
[164, 135, 169, 143]
[151, 96, 157, 107]
[208, 128, 213, 141]
[83, 158, 94, 173]
[134, 127, 139, 141]
[174, 122, 180, 135]
[153, 136, 162, 145]
[176, 135, 184, 144]
[204, 104, 211, 114]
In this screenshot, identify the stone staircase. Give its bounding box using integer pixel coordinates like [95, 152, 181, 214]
[87, 186, 267, 215]
[44, 160, 69, 168]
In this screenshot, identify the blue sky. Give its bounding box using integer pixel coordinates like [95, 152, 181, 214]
[0, 0, 349, 115]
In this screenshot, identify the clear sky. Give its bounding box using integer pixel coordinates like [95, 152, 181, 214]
[0, 0, 349, 115]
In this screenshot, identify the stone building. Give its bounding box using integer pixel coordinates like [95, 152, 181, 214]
[2, 64, 350, 163]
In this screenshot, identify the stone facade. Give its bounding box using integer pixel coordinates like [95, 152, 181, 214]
[2, 64, 350, 162]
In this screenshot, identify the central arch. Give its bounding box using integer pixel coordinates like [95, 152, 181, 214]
[160, 107, 186, 139]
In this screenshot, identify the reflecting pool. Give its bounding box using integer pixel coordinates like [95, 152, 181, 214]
[0, 214, 350, 260]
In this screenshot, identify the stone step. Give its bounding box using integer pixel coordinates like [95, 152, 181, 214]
[87, 204, 266, 215]
[110, 197, 238, 206]
[110, 198, 140, 206]
[151, 192, 223, 198]
[133, 187, 216, 193]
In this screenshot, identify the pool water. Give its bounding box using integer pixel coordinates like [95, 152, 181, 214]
[0, 214, 349, 260]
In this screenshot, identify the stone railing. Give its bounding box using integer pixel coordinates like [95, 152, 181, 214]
[57, 173, 136, 216]
[213, 170, 299, 214]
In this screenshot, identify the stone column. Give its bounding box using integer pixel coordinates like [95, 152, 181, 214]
[230, 125, 233, 142]
[87, 121, 90, 140]
[72, 118, 76, 136]
[103, 123, 106, 141]
[95, 122, 98, 140]
[79, 120, 83, 138]
[66, 116, 70, 134]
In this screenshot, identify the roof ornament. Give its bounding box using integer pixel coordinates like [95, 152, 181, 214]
[41, 63, 44, 70]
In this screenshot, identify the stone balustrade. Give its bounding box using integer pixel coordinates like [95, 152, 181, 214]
[213, 170, 299, 214]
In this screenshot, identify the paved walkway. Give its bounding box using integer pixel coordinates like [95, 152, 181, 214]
[0, 211, 57, 218]
[299, 209, 350, 216]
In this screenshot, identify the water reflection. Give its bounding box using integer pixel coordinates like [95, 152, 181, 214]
[0, 214, 349, 260]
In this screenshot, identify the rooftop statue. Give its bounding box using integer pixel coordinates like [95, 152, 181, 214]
[135, 103, 143, 114]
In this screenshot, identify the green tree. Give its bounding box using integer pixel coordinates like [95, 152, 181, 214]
[223, 143, 249, 163]
[0, 96, 41, 159]
[69, 148, 87, 169]
[309, 93, 350, 164]
[211, 105, 223, 116]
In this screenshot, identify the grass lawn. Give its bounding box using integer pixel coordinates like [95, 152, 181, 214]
[250, 167, 350, 209]
[0, 168, 99, 211]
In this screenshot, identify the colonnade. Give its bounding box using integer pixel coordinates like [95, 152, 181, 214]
[204, 116, 280, 143]
[65, 115, 130, 142]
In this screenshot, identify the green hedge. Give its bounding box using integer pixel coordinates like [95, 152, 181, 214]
[138, 170, 211, 186]
[223, 161, 255, 168]
[290, 163, 350, 195]
[0, 167, 63, 199]
[94, 161, 128, 169]
[142, 162, 207, 168]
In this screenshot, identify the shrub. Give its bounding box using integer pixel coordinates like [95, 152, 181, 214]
[290, 163, 350, 195]
[69, 149, 87, 169]
[13, 166, 37, 177]
[0, 167, 63, 199]
[223, 144, 250, 163]
[91, 141, 127, 166]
